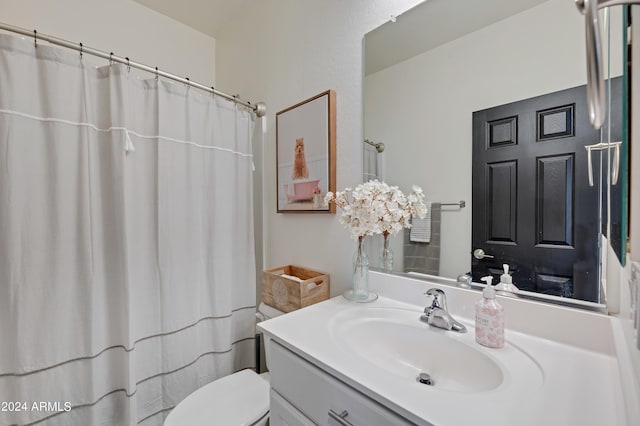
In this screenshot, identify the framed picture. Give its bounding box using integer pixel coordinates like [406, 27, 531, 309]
[276, 90, 336, 213]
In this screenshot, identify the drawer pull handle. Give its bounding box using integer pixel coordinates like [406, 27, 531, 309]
[328, 409, 354, 425]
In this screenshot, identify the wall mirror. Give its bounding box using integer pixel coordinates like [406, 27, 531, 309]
[363, 0, 628, 309]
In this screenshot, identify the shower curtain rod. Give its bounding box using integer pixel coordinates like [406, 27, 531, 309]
[364, 139, 385, 153]
[0, 22, 267, 117]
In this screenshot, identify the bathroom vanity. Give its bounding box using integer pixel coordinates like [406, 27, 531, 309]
[269, 341, 410, 425]
[258, 272, 639, 426]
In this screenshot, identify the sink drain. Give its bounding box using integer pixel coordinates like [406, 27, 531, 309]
[417, 372, 434, 386]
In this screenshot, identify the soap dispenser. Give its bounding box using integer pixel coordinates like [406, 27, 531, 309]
[476, 276, 504, 349]
[495, 264, 519, 294]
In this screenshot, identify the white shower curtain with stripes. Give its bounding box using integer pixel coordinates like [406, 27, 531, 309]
[0, 34, 257, 425]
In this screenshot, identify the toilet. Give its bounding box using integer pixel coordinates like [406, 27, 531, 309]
[164, 303, 284, 426]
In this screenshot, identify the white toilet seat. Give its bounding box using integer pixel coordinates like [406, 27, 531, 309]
[164, 369, 270, 426]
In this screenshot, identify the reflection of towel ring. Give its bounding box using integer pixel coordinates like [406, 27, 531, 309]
[585, 141, 622, 186]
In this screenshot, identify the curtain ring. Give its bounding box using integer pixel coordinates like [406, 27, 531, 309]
[155, 66, 159, 80]
[109, 52, 113, 66]
[126, 57, 130, 72]
[211, 86, 215, 99]
[185, 77, 190, 90]
[79, 42, 83, 58]
[33, 30, 37, 47]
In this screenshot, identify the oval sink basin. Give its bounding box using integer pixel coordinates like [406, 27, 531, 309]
[330, 307, 506, 393]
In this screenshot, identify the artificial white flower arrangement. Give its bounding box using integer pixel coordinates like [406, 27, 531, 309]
[324, 180, 427, 240]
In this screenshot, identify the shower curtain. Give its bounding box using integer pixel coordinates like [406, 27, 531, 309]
[363, 142, 383, 182]
[0, 34, 256, 425]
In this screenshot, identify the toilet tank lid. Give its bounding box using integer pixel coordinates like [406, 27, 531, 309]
[258, 302, 285, 319]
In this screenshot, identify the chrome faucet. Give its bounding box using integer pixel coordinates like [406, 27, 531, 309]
[420, 288, 467, 333]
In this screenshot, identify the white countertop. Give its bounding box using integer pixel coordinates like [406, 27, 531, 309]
[259, 290, 628, 426]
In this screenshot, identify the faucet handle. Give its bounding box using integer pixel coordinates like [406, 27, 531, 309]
[422, 288, 467, 333]
[456, 273, 472, 289]
[425, 288, 446, 309]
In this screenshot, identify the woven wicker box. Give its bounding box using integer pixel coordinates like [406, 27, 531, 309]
[262, 265, 330, 313]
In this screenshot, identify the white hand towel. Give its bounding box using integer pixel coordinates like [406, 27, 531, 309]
[410, 202, 432, 243]
[280, 273, 302, 282]
[281, 272, 317, 290]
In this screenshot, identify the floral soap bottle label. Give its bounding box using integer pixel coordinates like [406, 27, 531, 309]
[475, 296, 504, 349]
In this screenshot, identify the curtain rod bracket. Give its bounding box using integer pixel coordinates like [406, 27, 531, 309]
[364, 139, 385, 153]
[255, 102, 267, 118]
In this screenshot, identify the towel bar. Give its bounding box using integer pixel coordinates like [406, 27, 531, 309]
[439, 200, 466, 208]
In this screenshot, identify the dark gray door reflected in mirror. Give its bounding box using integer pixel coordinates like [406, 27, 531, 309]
[472, 78, 622, 303]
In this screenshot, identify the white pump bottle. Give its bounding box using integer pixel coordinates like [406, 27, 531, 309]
[475, 276, 504, 349]
[494, 264, 519, 294]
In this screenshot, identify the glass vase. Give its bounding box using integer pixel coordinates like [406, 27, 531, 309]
[344, 236, 378, 302]
[381, 233, 393, 272]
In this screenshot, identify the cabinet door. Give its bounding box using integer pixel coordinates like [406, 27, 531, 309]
[270, 341, 415, 426]
[270, 390, 316, 426]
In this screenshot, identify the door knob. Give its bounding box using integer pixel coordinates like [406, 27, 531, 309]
[473, 249, 494, 260]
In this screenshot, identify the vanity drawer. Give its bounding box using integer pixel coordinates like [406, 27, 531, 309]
[270, 390, 316, 426]
[270, 341, 414, 426]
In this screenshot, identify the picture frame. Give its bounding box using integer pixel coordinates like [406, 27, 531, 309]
[276, 90, 336, 213]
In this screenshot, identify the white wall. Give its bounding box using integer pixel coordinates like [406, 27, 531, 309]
[216, 0, 423, 296]
[0, 0, 216, 84]
[365, 0, 623, 278]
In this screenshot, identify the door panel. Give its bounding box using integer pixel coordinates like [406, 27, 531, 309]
[487, 161, 517, 244]
[472, 79, 622, 302]
[535, 154, 573, 247]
